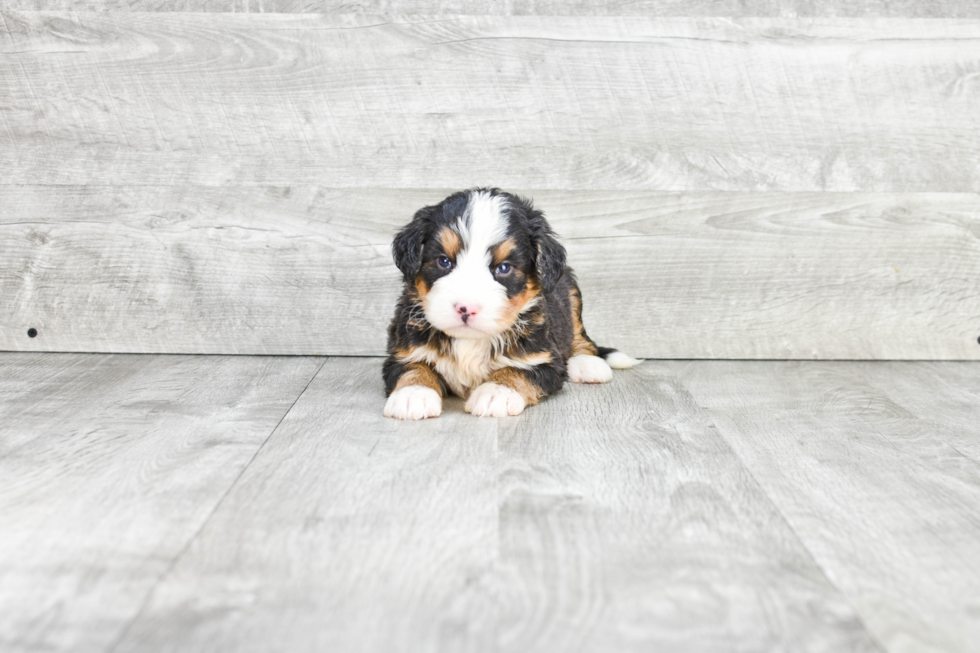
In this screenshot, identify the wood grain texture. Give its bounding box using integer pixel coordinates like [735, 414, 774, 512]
[111, 358, 500, 653]
[8, 1, 980, 17]
[844, 361, 980, 462]
[2, 14, 980, 191]
[107, 357, 881, 653]
[4, 354, 979, 651]
[2, 187, 978, 359]
[0, 353, 323, 653]
[673, 360, 980, 653]
[494, 363, 880, 652]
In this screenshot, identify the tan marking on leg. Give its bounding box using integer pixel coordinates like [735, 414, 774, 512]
[394, 346, 412, 360]
[437, 226, 461, 259]
[491, 237, 517, 266]
[396, 343, 439, 364]
[506, 351, 552, 367]
[570, 286, 598, 357]
[486, 367, 542, 406]
[394, 363, 443, 396]
[399, 343, 469, 396]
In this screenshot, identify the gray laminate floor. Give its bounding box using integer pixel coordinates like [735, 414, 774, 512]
[1, 354, 978, 653]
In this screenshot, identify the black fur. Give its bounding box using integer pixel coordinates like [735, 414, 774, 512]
[520, 200, 567, 293]
[391, 206, 432, 281]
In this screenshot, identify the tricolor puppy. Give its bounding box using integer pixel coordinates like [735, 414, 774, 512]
[383, 188, 638, 420]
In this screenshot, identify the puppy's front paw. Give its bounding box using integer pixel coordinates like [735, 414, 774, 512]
[465, 383, 526, 417]
[567, 354, 613, 384]
[384, 385, 442, 420]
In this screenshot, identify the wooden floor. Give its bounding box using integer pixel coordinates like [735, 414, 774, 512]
[2, 354, 978, 653]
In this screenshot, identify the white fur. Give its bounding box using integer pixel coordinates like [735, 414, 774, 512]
[605, 351, 641, 369]
[567, 354, 613, 384]
[384, 385, 442, 420]
[465, 382, 526, 417]
[439, 338, 495, 397]
[460, 190, 510, 258]
[423, 191, 511, 339]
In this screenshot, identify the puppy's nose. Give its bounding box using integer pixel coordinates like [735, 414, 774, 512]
[455, 303, 480, 323]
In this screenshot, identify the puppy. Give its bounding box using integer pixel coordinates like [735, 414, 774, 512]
[383, 188, 638, 420]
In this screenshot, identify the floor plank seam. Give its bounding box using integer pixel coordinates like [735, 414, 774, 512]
[7, 356, 976, 650]
[100, 357, 328, 653]
[699, 415, 892, 653]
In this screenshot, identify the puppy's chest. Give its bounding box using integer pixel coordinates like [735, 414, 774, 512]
[433, 340, 502, 397]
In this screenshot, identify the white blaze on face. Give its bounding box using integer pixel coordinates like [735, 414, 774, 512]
[424, 191, 510, 339]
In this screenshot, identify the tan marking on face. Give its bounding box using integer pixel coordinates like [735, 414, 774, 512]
[494, 276, 539, 332]
[437, 226, 461, 259]
[394, 362, 443, 395]
[486, 367, 542, 406]
[414, 276, 430, 297]
[491, 237, 517, 266]
[570, 286, 598, 357]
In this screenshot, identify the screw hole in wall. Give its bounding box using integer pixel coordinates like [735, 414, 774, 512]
[27, 328, 37, 338]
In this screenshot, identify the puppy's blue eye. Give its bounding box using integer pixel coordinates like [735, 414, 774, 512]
[495, 262, 512, 275]
[437, 256, 452, 269]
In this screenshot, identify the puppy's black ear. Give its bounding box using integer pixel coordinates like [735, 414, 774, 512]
[535, 228, 567, 293]
[392, 206, 433, 281]
[522, 199, 566, 293]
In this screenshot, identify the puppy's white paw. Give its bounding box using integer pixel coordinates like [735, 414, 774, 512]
[465, 383, 526, 417]
[567, 354, 613, 384]
[384, 385, 442, 420]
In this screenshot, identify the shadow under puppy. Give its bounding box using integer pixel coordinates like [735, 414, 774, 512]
[383, 188, 638, 419]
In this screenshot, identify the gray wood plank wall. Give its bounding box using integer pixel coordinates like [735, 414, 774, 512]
[1, 9, 978, 358]
[8, 2, 980, 17]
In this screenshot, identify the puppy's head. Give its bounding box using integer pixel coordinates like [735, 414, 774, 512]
[392, 188, 566, 340]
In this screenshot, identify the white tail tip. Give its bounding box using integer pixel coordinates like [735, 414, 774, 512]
[605, 351, 641, 369]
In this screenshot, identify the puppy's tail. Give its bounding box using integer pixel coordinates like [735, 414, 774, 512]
[596, 346, 642, 370]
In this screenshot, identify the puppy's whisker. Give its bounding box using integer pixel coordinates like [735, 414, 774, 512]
[405, 303, 432, 332]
